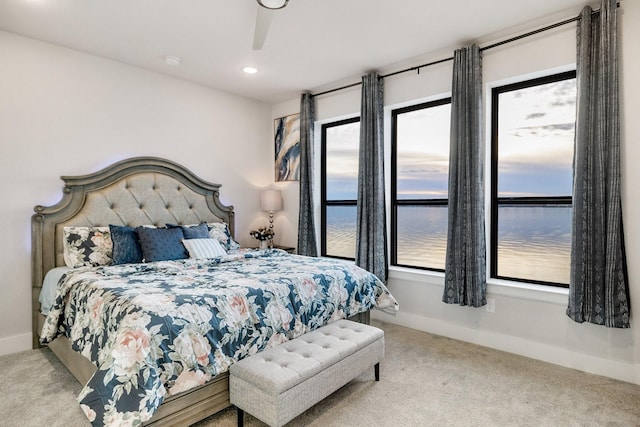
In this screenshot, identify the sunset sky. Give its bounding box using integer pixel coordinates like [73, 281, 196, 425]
[325, 77, 576, 201]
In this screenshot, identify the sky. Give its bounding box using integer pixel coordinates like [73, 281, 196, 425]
[395, 103, 450, 199]
[497, 78, 575, 197]
[325, 77, 576, 201]
[325, 121, 360, 200]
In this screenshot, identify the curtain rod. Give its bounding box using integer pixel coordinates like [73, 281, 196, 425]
[313, 4, 615, 98]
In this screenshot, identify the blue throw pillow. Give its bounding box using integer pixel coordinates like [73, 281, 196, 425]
[109, 225, 143, 265]
[136, 226, 188, 262]
[166, 223, 209, 239]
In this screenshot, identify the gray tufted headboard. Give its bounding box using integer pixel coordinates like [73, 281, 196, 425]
[31, 157, 234, 347]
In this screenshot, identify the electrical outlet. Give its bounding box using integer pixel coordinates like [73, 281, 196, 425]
[486, 298, 495, 313]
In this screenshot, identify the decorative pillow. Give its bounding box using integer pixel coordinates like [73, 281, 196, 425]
[63, 226, 112, 268]
[166, 223, 210, 239]
[207, 222, 240, 252]
[136, 226, 188, 262]
[182, 238, 228, 259]
[109, 225, 144, 265]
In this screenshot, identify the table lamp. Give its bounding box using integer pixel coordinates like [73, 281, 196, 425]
[261, 189, 282, 248]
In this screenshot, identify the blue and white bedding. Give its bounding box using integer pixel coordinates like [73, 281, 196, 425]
[40, 249, 398, 426]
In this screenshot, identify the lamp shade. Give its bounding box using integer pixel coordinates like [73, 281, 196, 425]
[261, 189, 282, 212]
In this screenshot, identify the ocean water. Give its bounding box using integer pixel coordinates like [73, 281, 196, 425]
[325, 206, 358, 259]
[325, 205, 571, 285]
[497, 205, 571, 285]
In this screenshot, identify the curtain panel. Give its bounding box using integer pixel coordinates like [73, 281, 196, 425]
[297, 92, 318, 257]
[442, 44, 487, 307]
[355, 73, 388, 282]
[567, 0, 630, 328]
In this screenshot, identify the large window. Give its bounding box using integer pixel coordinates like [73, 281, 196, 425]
[491, 71, 576, 287]
[321, 117, 360, 259]
[392, 99, 451, 270]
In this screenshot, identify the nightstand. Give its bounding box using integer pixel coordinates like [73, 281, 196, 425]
[248, 245, 296, 254]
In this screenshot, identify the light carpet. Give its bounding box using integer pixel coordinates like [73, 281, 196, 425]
[1, 321, 639, 426]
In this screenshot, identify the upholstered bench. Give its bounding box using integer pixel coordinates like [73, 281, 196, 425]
[229, 319, 385, 427]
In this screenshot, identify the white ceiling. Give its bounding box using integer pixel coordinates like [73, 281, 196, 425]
[0, 0, 594, 104]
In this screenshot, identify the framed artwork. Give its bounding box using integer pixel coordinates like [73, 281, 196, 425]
[274, 113, 300, 181]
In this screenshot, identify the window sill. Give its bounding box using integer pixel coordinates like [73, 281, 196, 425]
[487, 277, 568, 305]
[389, 266, 444, 286]
[388, 266, 568, 305]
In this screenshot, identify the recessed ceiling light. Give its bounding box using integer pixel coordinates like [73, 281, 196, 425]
[243, 66, 258, 74]
[164, 55, 182, 66]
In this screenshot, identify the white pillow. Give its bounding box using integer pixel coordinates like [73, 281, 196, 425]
[182, 238, 227, 259]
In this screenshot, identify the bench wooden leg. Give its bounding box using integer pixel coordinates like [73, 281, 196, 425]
[237, 407, 244, 427]
[374, 363, 380, 381]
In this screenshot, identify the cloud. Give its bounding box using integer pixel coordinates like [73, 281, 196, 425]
[526, 112, 546, 120]
[550, 99, 576, 107]
[325, 147, 358, 179]
[514, 123, 575, 132]
[397, 153, 448, 171]
[397, 189, 448, 198]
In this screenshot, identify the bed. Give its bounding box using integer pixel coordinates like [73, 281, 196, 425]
[32, 157, 397, 426]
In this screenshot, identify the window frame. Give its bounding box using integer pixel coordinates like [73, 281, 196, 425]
[320, 116, 360, 260]
[490, 70, 576, 288]
[391, 97, 452, 272]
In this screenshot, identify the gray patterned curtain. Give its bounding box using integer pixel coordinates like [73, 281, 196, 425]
[442, 44, 486, 307]
[297, 93, 318, 256]
[356, 73, 388, 282]
[567, 0, 629, 328]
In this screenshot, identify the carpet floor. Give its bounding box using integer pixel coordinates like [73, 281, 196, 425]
[1, 320, 639, 426]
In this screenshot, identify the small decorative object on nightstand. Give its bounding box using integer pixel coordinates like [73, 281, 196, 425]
[249, 226, 274, 249]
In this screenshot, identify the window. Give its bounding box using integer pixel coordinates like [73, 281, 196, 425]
[391, 99, 451, 270]
[321, 117, 360, 259]
[491, 71, 576, 287]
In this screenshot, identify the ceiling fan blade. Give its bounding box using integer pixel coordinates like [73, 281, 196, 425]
[253, 7, 275, 50]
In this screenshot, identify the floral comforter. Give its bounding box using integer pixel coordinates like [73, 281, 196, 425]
[40, 249, 398, 426]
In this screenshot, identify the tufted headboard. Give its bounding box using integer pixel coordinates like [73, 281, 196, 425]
[31, 157, 234, 347]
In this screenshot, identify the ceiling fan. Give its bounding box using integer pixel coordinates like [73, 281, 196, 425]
[253, 0, 289, 50]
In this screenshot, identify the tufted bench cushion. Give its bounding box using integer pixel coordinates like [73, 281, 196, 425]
[229, 319, 384, 427]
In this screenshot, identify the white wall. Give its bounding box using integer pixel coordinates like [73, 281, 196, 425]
[0, 31, 273, 354]
[272, 1, 640, 384]
[619, 0, 640, 384]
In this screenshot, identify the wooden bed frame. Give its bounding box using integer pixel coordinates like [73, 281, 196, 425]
[32, 157, 370, 426]
[32, 157, 237, 426]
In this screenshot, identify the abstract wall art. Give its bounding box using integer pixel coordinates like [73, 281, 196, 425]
[274, 113, 300, 181]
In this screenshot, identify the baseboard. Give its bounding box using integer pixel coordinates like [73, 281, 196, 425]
[0, 332, 32, 356]
[372, 310, 640, 385]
